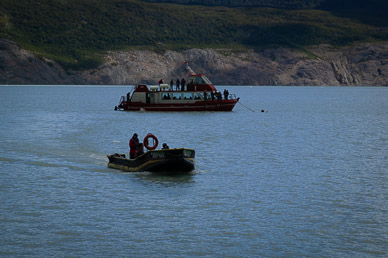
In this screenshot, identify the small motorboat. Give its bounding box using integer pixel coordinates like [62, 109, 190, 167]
[107, 148, 195, 173]
[107, 134, 195, 173]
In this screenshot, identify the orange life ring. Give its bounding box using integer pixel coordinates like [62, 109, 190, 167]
[143, 133, 158, 150]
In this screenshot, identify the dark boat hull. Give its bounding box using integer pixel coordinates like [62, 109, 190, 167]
[119, 99, 238, 112]
[107, 148, 195, 173]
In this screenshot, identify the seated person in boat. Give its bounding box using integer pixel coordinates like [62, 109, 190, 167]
[162, 143, 169, 149]
[136, 143, 144, 157]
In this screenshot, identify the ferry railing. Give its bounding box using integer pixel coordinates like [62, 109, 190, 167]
[228, 94, 237, 100]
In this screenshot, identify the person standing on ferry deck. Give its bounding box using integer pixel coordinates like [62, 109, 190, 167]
[181, 78, 186, 91]
[176, 78, 180, 91]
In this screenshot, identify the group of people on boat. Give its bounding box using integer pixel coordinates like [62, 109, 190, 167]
[209, 89, 229, 100]
[129, 133, 170, 159]
[157, 77, 231, 101]
[159, 78, 187, 91]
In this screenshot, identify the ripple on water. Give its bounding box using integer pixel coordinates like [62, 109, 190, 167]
[0, 86, 387, 256]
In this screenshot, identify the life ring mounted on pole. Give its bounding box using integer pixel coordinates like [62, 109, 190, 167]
[144, 133, 158, 150]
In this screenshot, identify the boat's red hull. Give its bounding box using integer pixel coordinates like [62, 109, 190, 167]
[119, 99, 238, 112]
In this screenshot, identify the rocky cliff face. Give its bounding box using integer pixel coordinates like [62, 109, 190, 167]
[0, 39, 85, 85]
[1, 39, 387, 86]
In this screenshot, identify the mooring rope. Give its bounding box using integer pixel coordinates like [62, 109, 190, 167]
[238, 101, 256, 112]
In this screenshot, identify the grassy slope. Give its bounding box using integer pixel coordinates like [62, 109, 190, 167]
[0, 0, 386, 70]
[140, 0, 325, 9]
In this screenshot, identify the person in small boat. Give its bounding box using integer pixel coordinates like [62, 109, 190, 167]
[136, 143, 144, 157]
[162, 143, 169, 150]
[129, 133, 139, 159]
[158, 79, 164, 85]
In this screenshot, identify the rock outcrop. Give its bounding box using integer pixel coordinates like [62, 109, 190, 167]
[0, 39, 85, 85]
[1, 38, 387, 86]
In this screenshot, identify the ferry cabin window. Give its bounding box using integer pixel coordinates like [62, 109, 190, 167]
[202, 76, 212, 84]
[193, 77, 204, 84]
[193, 93, 201, 100]
[183, 92, 192, 100]
[161, 93, 171, 100]
[190, 76, 212, 85]
[199, 92, 211, 100]
[172, 92, 182, 100]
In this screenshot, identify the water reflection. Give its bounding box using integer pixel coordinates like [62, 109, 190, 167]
[133, 171, 196, 185]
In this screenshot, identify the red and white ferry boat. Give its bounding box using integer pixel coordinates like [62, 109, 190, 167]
[115, 73, 239, 112]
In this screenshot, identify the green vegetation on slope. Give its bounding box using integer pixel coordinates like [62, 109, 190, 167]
[141, 0, 325, 9]
[320, 0, 388, 27]
[0, 0, 386, 70]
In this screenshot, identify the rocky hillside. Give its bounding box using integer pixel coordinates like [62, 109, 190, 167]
[2, 0, 387, 71]
[0, 39, 84, 85]
[1, 39, 387, 86]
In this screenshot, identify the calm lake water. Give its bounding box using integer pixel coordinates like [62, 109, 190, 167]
[0, 85, 387, 257]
